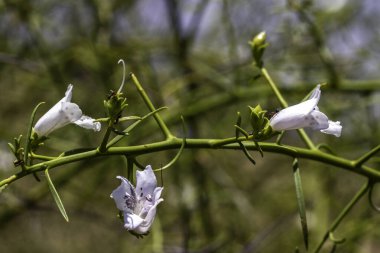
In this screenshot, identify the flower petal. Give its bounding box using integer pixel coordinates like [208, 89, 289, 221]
[133, 198, 164, 234]
[270, 85, 322, 131]
[135, 165, 157, 200]
[34, 101, 82, 136]
[110, 176, 137, 212]
[309, 84, 321, 100]
[123, 212, 144, 230]
[136, 187, 164, 218]
[74, 115, 101, 131]
[308, 109, 329, 130]
[153, 187, 164, 202]
[320, 121, 342, 137]
[63, 84, 73, 102]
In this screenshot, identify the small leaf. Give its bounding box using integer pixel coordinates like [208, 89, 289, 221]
[234, 125, 249, 139]
[45, 168, 69, 222]
[254, 141, 264, 158]
[235, 112, 242, 138]
[7, 142, 15, 154]
[293, 158, 308, 250]
[238, 141, 256, 165]
[24, 102, 45, 164]
[329, 232, 346, 244]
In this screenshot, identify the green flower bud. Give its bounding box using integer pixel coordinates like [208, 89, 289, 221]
[249, 104, 276, 141]
[104, 91, 128, 124]
[249, 31, 268, 68]
[249, 105, 267, 136]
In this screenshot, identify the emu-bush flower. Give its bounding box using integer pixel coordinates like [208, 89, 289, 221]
[269, 85, 342, 137]
[110, 165, 164, 235]
[33, 84, 101, 136]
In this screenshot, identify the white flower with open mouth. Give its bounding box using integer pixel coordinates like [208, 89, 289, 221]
[110, 165, 164, 235]
[269, 85, 342, 137]
[33, 84, 101, 137]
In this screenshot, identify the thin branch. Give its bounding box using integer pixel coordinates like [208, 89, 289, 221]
[3, 138, 380, 188]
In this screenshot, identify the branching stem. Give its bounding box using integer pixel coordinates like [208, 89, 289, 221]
[2, 138, 380, 188]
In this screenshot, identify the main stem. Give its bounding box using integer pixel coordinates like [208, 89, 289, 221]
[2, 137, 380, 188]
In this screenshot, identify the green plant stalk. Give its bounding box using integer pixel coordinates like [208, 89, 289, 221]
[261, 67, 316, 149]
[130, 73, 173, 140]
[2, 137, 380, 188]
[313, 181, 369, 253]
[98, 125, 113, 152]
[354, 144, 380, 167]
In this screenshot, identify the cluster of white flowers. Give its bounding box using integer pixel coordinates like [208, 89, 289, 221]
[269, 85, 342, 137]
[33, 84, 101, 137]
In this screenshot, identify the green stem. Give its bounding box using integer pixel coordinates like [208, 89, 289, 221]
[261, 67, 316, 149]
[261, 68, 288, 107]
[354, 144, 380, 167]
[313, 181, 370, 253]
[98, 125, 112, 152]
[2, 138, 380, 188]
[130, 73, 173, 139]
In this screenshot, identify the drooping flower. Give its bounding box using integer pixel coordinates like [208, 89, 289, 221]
[269, 85, 342, 137]
[33, 84, 101, 137]
[110, 165, 164, 235]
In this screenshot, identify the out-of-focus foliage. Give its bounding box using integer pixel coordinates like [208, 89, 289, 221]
[0, 0, 380, 252]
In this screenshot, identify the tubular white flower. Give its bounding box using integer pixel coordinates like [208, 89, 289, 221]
[33, 84, 101, 136]
[110, 165, 164, 235]
[269, 85, 342, 137]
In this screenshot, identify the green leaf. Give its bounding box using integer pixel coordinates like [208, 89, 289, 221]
[45, 168, 69, 222]
[293, 158, 308, 250]
[238, 141, 256, 165]
[254, 141, 264, 158]
[24, 102, 45, 164]
[235, 112, 242, 138]
[234, 125, 249, 139]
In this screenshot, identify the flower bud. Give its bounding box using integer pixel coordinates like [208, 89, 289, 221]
[104, 91, 128, 124]
[249, 31, 267, 68]
[249, 104, 273, 140]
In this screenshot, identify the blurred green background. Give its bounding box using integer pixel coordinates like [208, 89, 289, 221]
[0, 0, 380, 252]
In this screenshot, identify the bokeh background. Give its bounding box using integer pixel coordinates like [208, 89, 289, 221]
[0, 0, 380, 252]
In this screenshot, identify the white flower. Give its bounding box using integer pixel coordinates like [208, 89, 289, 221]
[269, 85, 342, 137]
[110, 165, 164, 234]
[33, 84, 101, 136]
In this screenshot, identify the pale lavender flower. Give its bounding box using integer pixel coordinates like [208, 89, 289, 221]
[110, 165, 164, 234]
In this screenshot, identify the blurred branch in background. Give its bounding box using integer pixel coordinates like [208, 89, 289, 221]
[1, 0, 380, 253]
